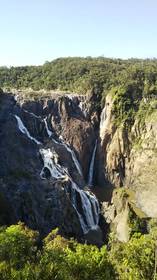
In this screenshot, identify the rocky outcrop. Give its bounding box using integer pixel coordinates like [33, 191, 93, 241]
[125, 113, 157, 217]
[101, 188, 149, 242]
[97, 94, 129, 188]
[21, 94, 99, 181]
[98, 93, 157, 221]
[0, 91, 101, 244]
[101, 189, 130, 242]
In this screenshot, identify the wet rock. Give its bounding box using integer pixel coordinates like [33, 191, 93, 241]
[0, 91, 101, 243]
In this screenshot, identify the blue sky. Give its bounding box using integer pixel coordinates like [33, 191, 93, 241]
[0, 0, 157, 66]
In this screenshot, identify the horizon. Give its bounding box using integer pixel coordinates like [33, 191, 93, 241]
[1, 0, 157, 67]
[1, 55, 157, 68]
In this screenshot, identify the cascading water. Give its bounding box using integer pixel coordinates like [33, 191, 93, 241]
[44, 118, 53, 137]
[18, 110, 82, 179]
[69, 182, 100, 234]
[43, 118, 83, 176]
[40, 148, 68, 180]
[64, 143, 83, 176]
[14, 98, 100, 236]
[100, 106, 107, 130]
[53, 139, 83, 176]
[87, 140, 98, 187]
[14, 115, 42, 145]
[23, 109, 41, 119]
[39, 146, 99, 234]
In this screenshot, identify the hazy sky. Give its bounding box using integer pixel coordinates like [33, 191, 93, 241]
[0, 0, 157, 66]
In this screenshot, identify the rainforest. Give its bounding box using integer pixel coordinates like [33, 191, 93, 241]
[0, 57, 157, 279]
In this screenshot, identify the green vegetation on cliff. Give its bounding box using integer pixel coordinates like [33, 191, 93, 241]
[0, 223, 157, 280]
[1, 57, 157, 126]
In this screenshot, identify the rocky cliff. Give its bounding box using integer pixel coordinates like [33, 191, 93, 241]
[0, 88, 157, 244]
[99, 93, 157, 241]
[0, 90, 102, 244]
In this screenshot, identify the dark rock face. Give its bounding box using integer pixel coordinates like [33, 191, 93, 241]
[0, 91, 101, 244]
[22, 95, 99, 180]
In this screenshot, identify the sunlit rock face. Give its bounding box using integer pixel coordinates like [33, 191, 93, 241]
[125, 116, 157, 218]
[0, 91, 101, 244]
[98, 92, 157, 221]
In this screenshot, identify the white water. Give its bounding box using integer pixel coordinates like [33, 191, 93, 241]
[70, 182, 99, 233]
[99, 95, 113, 142]
[44, 118, 53, 137]
[100, 106, 107, 129]
[40, 147, 99, 234]
[51, 137, 83, 176]
[23, 109, 41, 119]
[80, 190, 99, 232]
[42, 114, 82, 176]
[15, 103, 99, 234]
[88, 140, 98, 186]
[40, 148, 67, 180]
[64, 143, 82, 176]
[41, 95, 83, 176]
[14, 115, 42, 145]
[14, 94, 19, 101]
[78, 100, 88, 118]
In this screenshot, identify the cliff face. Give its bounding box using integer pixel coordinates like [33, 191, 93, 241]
[125, 113, 157, 217]
[0, 91, 101, 243]
[1, 89, 156, 243]
[99, 93, 157, 240]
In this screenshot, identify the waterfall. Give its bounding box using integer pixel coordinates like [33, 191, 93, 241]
[51, 137, 83, 177]
[100, 106, 107, 129]
[44, 118, 53, 137]
[87, 140, 98, 186]
[39, 147, 99, 234]
[42, 115, 83, 176]
[70, 182, 100, 234]
[14, 115, 42, 145]
[12, 96, 100, 237]
[40, 148, 67, 180]
[78, 100, 88, 118]
[23, 109, 41, 119]
[64, 143, 82, 176]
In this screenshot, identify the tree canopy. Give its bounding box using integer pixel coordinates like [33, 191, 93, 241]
[0, 222, 157, 280]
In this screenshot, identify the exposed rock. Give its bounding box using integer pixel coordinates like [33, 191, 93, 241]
[125, 113, 157, 217]
[0, 91, 102, 244]
[101, 202, 116, 224]
[1, 88, 156, 244]
[101, 189, 130, 242]
[20, 94, 99, 180]
[98, 93, 157, 220]
[97, 94, 128, 187]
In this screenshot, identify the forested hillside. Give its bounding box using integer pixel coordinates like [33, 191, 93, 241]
[1, 57, 157, 101]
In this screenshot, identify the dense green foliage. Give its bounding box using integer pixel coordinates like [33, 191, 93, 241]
[0, 57, 156, 93]
[0, 57, 131, 92]
[0, 223, 157, 280]
[1, 57, 157, 127]
[0, 57, 157, 94]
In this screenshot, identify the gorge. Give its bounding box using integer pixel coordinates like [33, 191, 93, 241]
[0, 90, 102, 244]
[0, 85, 157, 245]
